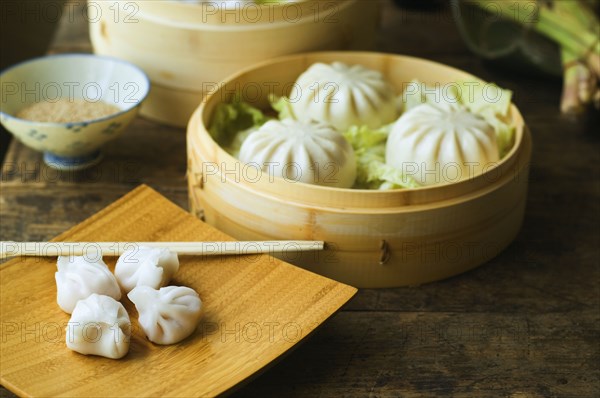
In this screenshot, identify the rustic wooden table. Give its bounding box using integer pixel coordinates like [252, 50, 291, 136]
[1, 1, 599, 397]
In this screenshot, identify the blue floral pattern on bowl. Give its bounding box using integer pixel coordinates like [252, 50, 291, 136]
[66, 122, 90, 133]
[102, 122, 122, 135]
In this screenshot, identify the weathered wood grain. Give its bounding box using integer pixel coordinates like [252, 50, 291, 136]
[237, 310, 599, 398]
[1, 186, 357, 397]
[0, 116, 188, 241]
[1, 0, 599, 397]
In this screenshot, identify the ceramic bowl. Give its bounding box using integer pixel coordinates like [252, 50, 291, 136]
[0, 54, 150, 170]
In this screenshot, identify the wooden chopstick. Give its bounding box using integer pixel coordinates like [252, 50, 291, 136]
[0, 241, 325, 259]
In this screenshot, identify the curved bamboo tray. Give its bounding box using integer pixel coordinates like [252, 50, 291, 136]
[89, 0, 380, 127]
[187, 52, 533, 288]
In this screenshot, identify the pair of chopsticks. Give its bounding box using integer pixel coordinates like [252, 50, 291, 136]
[0, 241, 325, 260]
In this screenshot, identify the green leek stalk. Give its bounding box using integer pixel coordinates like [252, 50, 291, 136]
[536, 4, 600, 76]
[577, 65, 596, 105]
[554, 1, 597, 111]
[470, 0, 600, 114]
[554, 0, 599, 31]
[560, 48, 585, 115]
[470, 0, 599, 74]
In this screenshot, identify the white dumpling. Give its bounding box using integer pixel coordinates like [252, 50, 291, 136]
[128, 285, 202, 345]
[239, 119, 357, 188]
[114, 247, 179, 293]
[386, 102, 500, 186]
[66, 294, 131, 359]
[55, 256, 121, 314]
[290, 62, 397, 131]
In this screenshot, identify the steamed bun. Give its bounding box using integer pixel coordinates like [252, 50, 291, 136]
[386, 102, 500, 186]
[239, 119, 357, 188]
[290, 62, 397, 131]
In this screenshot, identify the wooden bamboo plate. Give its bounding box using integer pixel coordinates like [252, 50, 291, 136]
[0, 185, 357, 397]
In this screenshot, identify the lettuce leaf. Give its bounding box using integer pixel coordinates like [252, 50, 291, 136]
[269, 94, 296, 120]
[343, 125, 420, 190]
[367, 161, 421, 190]
[223, 126, 259, 159]
[208, 94, 270, 147]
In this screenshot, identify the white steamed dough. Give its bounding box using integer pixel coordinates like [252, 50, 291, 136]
[290, 62, 398, 131]
[239, 119, 357, 188]
[386, 102, 500, 186]
[55, 250, 202, 359]
[114, 247, 179, 293]
[55, 256, 121, 314]
[128, 285, 203, 345]
[66, 294, 131, 359]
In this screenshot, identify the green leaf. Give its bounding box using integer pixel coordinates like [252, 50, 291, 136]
[342, 124, 420, 190]
[269, 94, 296, 120]
[208, 94, 270, 147]
[367, 161, 421, 190]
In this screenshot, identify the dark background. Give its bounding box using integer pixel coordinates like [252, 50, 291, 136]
[1, 0, 67, 161]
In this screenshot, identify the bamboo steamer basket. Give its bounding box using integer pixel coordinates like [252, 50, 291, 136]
[186, 52, 532, 288]
[89, 0, 380, 127]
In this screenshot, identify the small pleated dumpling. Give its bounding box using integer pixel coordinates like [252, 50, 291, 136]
[66, 294, 131, 359]
[114, 247, 179, 293]
[55, 256, 121, 314]
[128, 285, 202, 345]
[290, 62, 397, 131]
[239, 119, 357, 188]
[386, 102, 500, 186]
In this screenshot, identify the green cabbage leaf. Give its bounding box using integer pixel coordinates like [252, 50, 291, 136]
[342, 125, 420, 190]
[209, 94, 270, 148]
